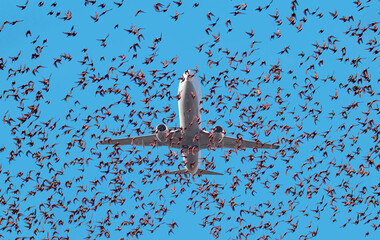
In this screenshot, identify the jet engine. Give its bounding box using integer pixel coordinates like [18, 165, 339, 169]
[156, 124, 169, 142]
[211, 126, 225, 143]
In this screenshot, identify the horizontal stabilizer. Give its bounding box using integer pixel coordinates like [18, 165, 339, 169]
[162, 168, 223, 176]
[163, 169, 189, 175]
[196, 169, 223, 175]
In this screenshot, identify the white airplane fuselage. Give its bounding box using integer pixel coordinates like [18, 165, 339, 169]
[177, 70, 202, 174]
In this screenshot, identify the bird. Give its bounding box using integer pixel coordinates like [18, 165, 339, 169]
[135, 9, 144, 16]
[62, 26, 77, 36]
[90, 12, 99, 22]
[246, 28, 254, 38]
[16, 0, 29, 10]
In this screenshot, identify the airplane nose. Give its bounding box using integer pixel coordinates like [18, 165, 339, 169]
[183, 70, 194, 82]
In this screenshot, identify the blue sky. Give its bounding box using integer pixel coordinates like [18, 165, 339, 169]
[0, 0, 379, 239]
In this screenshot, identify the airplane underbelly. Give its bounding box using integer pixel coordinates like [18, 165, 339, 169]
[183, 151, 200, 174]
[179, 82, 201, 132]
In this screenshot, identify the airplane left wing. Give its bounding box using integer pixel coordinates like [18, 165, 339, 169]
[221, 136, 280, 149]
[198, 131, 279, 150]
[100, 130, 183, 148]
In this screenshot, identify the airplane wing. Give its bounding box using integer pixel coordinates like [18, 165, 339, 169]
[100, 129, 183, 149]
[221, 136, 280, 149]
[198, 131, 279, 150]
[162, 168, 223, 176]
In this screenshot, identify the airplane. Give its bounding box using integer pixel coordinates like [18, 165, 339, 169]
[100, 70, 279, 176]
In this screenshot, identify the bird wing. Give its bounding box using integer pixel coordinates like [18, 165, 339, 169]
[100, 129, 183, 148]
[198, 130, 279, 150]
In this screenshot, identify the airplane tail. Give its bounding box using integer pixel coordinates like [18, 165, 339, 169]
[163, 169, 223, 176]
[197, 169, 223, 175]
[163, 169, 188, 175]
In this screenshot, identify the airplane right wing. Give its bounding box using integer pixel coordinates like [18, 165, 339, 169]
[100, 129, 183, 149]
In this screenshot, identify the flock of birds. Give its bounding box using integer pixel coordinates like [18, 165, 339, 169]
[0, 0, 379, 239]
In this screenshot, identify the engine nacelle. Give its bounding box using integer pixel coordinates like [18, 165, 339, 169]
[155, 124, 169, 142]
[211, 125, 225, 143]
